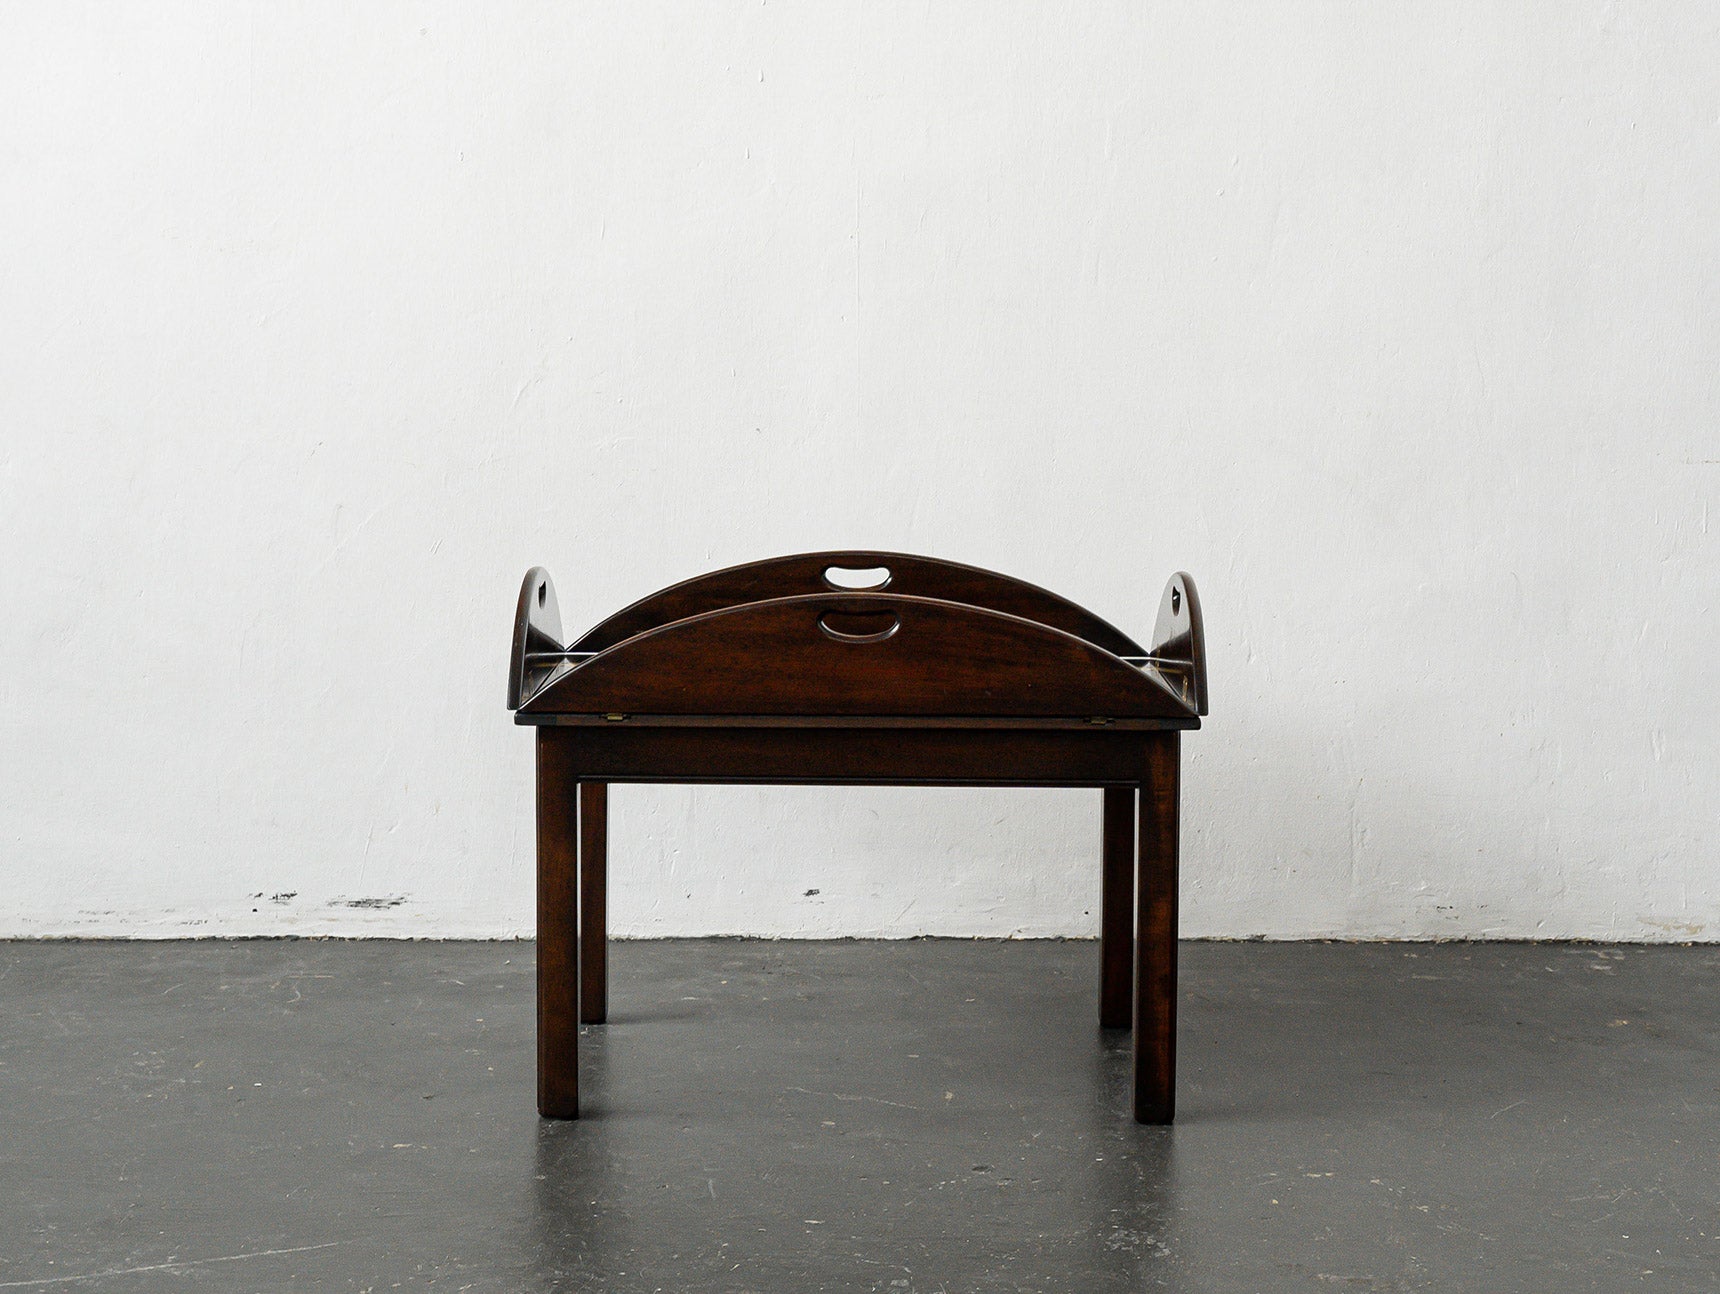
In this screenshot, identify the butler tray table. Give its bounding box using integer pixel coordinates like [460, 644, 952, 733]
[507, 552, 1208, 1124]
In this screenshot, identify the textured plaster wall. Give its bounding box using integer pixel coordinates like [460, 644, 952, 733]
[3, 3, 1716, 939]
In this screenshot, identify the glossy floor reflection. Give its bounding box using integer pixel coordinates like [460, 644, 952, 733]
[2, 940, 1716, 1291]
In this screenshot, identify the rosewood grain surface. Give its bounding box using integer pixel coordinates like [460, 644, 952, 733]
[1133, 733, 1180, 1125]
[535, 732, 581, 1119]
[579, 782, 608, 1026]
[537, 726, 1160, 787]
[526, 593, 1188, 720]
[569, 550, 1146, 656]
[1100, 786, 1135, 1030]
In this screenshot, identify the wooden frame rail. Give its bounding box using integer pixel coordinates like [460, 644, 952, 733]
[509, 552, 1207, 1124]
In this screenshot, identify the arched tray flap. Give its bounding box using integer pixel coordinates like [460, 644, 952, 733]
[1146, 572, 1207, 716]
[567, 552, 1145, 657]
[523, 592, 1194, 720]
[509, 567, 568, 710]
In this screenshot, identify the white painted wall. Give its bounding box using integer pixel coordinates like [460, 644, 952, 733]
[3, 2, 1716, 940]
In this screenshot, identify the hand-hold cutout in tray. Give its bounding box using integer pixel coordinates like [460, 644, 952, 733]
[817, 609, 900, 643]
[823, 565, 892, 590]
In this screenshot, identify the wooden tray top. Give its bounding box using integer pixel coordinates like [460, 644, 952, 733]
[509, 551, 1207, 729]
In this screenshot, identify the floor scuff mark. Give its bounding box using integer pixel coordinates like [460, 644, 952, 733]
[0, 1241, 353, 1289]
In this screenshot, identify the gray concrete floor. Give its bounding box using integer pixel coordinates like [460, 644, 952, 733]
[1, 940, 1716, 1292]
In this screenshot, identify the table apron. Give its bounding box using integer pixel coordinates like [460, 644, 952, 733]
[536, 726, 1165, 787]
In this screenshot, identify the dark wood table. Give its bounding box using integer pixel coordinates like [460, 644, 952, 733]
[508, 552, 1207, 1124]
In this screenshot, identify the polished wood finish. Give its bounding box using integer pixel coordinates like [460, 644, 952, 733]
[535, 731, 580, 1118]
[525, 593, 1190, 720]
[512, 555, 1206, 1124]
[570, 551, 1146, 656]
[579, 782, 608, 1025]
[538, 726, 1159, 787]
[1133, 733, 1180, 1124]
[1149, 573, 1209, 717]
[1099, 786, 1135, 1029]
[510, 568, 570, 711]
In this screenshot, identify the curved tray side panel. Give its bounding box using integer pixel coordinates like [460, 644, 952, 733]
[1148, 572, 1208, 717]
[510, 567, 568, 710]
[525, 593, 1192, 719]
[567, 552, 1145, 656]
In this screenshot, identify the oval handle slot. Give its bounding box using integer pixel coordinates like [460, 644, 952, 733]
[817, 609, 900, 643]
[822, 565, 891, 590]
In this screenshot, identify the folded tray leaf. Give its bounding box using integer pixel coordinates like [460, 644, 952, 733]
[569, 551, 1145, 657]
[520, 592, 1194, 720]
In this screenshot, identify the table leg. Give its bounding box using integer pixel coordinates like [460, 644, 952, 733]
[536, 730, 580, 1118]
[1099, 786, 1135, 1029]
[1133, 732, 1179, 1124]
[580, 782, 609, 1024]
